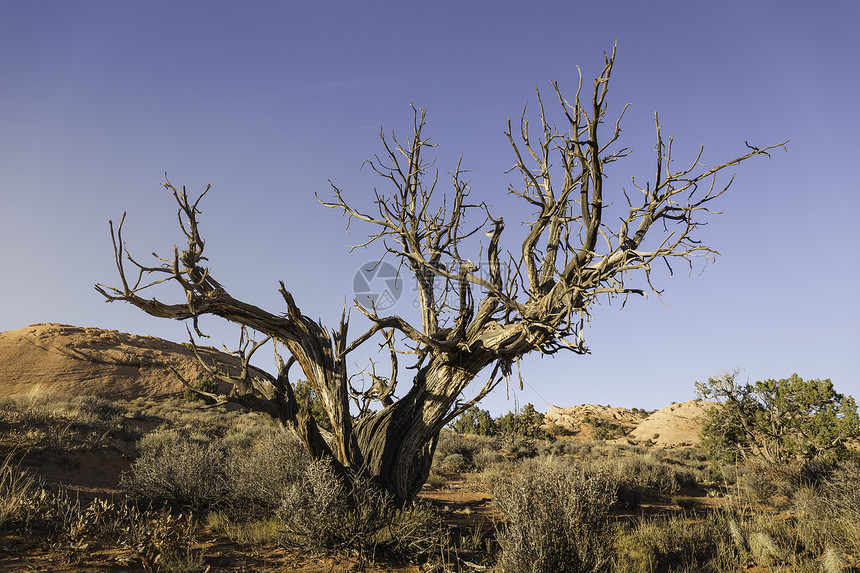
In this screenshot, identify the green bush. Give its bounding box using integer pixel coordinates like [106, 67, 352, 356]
[697, 371, 859, 465]
[451, 406, 497, 436]
[493, 457, 616, 573]
[594, 454, 700, 496]
[615, 513, 723, 572]
[183, 378, 219, 404]
[472, 449, 504, 470]
[584, 415, 625, 440]
[433, 429, 481, 470]
[291, 379, 332, 432]
[439, 453, 469, 472]
[496, 403, 546, 439]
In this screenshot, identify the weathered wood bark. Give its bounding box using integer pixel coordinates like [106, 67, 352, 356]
[97, 46, 785, 502]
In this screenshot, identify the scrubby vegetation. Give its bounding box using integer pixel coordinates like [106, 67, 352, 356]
[1, 387, 858, 571]
[697, 370, 860, 464]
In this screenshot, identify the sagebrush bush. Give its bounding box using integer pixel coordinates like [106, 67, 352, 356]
[123, 431, 229, 512]
[126, 427, 310, 518]
[226, 429, 309, 518]
[794, 459, 860, 559]
[472, 449, 504, 470]
[439, 453, 469, 472]
[434, 430, 476, 460]
[493, 457, 616, 573]
[278, 458, 443, 560]
[591, 454, 699, 496]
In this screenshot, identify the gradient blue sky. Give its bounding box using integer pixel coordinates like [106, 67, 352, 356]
[1, 1, 858, 414]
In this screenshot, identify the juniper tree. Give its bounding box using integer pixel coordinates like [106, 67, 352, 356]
[97, 47, 784, 502]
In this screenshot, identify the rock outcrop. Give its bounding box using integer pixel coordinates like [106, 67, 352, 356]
[544, 403, 646, 439]
[627, 400, 718, 447]
[0, 323, 260, 400]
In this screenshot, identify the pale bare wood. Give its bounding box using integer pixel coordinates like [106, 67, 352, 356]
[97, 47, 785, 502]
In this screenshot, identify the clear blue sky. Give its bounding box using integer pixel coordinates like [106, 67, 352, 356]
[1, 1, 858, 414]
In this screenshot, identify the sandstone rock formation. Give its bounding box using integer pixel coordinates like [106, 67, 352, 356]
[627, 399, 718, 447]
[543, 403, 646, 439]
[0, 323, 261, 400]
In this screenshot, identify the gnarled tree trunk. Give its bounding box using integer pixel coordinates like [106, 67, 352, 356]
[97, 46, 784, 503]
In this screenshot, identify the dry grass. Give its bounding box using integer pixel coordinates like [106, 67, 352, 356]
[3, 389, 859, 572]
[0, 451, 41, 527]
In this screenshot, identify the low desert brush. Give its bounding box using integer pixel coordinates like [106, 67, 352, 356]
[492, 457, 616, 573]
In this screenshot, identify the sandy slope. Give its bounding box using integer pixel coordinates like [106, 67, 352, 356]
[0, 323, 261, 399]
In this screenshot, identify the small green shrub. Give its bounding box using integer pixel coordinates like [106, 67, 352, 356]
[584, 415, 625, 440]
[595, 454, 699, 495]
[183, 378, 219, 403]
[671, 495, 700, 510]
[433, 430, 480, 470]
[439, 453, 469, 472]
[425, 473, 447, 489]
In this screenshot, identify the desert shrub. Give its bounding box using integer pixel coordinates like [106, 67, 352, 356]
[439, 453, 469, 472]
[278, 458, 380, 551]
[593, 454, 699, 496]
[119, 507, 208, 573]
[182, 377, 219, 403]
[452, 406, 498, 436]
[537, 439, 565, 457]
[794, 459, 860, 558]
[226, 429, 309, 518]
[278, 459, 442, 560]
[546, 423, 569, 438]
[584, 415, 625, 440]
[667, 447, 708, 462]
[425, 473, 447, 489]
[671, 495, 700, 510]
[472, 449, 504, 471]
[207, 511, 283, 545]
[127, 428, 310, 518]
[615, 513, 724, 572]
[371, 501, 445, 561]
[563, 441, 594, 457]
[123, 431, 229, 512]
[739, 468, 778, 503]
[433, 430, 479, 470]
[0, 387, 125, 427]
[493, 457, 616, 573]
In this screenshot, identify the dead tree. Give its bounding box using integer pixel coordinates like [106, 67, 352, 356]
[96, 47, 786, 502]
